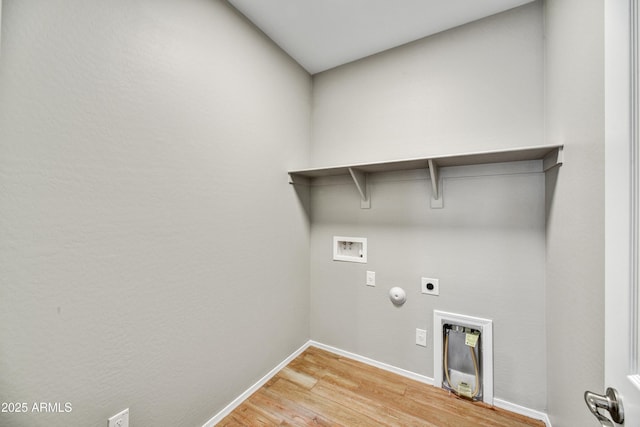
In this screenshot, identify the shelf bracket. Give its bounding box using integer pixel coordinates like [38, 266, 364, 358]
[543, 146, 564, 171]
[288, 173, 310, 186]
[348, 168, 371, 209]
[428, 159, 443, 209]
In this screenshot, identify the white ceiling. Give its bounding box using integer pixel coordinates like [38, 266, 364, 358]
[228, 0, 535, 74]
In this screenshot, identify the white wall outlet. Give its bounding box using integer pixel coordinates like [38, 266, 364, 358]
[366, 271, 375, 286]
[421, 277, 439, 296]
[108, 408, 129, 427]
[416, 328, 427, 347]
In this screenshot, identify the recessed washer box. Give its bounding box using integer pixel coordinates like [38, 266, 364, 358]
[333, 236, 367, 263]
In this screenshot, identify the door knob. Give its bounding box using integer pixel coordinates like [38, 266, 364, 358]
[584, 387, 624, 426]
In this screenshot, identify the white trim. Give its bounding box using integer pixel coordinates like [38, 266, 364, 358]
[630, 0, 640, 378]
[493, 398, 552, 427]
[203, 339, 551, 427]
[201, 341, 311, 427]
[433, 310, 494, 404]
[605, 1, 640, 422]
[308, 340, 434, 386]
[628, 373, 640, 392]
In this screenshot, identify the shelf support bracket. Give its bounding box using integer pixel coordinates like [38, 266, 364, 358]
[288, 173, 310, 186]
[543, 146, 564, 171]
[348, 168, 371, 209]
[428, 159, 443, 209]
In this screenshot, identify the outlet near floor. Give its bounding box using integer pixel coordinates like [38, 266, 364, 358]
[108, 408, 129, 427]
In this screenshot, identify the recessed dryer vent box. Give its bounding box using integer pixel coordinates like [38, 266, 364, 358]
[333, 236, 367, 263]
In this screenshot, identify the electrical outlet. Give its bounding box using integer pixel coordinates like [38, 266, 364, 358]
[108, 408, 129, 427]
[416, 328, 427, 347]
[421, 277, 439, 296]
[366, 271, 375, 287]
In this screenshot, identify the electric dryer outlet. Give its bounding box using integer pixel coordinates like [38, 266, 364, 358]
[421, 277, 439, 295]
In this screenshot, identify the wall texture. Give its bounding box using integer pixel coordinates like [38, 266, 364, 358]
[544, 0, 605, 425]
[311, 2, 544, 166]
[0, 1, 311, 426]
[309, 2, 548, 411]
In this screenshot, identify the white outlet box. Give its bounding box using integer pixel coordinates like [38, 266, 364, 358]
[366, 271, 375, 287]
[421, 277, 439, 296]
[333, 236, 367, 263]
[416, 328, 427, 347]
[108, 408, 129, 427]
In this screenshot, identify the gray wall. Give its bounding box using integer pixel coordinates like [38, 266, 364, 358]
[0, 1, 311, 426]
[544, 0, 605, 425]
[311, 3, 543, 167]
[309, 3, 548, 410]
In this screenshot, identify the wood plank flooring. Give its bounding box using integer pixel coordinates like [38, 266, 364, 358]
[218, 346, 544, 426]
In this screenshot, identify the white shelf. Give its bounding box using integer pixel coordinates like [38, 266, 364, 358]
[288, 144, 563, 208]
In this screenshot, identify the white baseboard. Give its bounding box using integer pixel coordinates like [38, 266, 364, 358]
[493, 398, 552, 427]
[201, 340, 311, 427]
[308, 340, 434, 386]
[203, 339, 551, 427]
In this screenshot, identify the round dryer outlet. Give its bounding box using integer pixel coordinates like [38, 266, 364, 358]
[421, 277, 439, 296]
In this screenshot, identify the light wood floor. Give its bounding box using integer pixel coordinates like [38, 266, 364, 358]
[218, 346, 544, 426]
